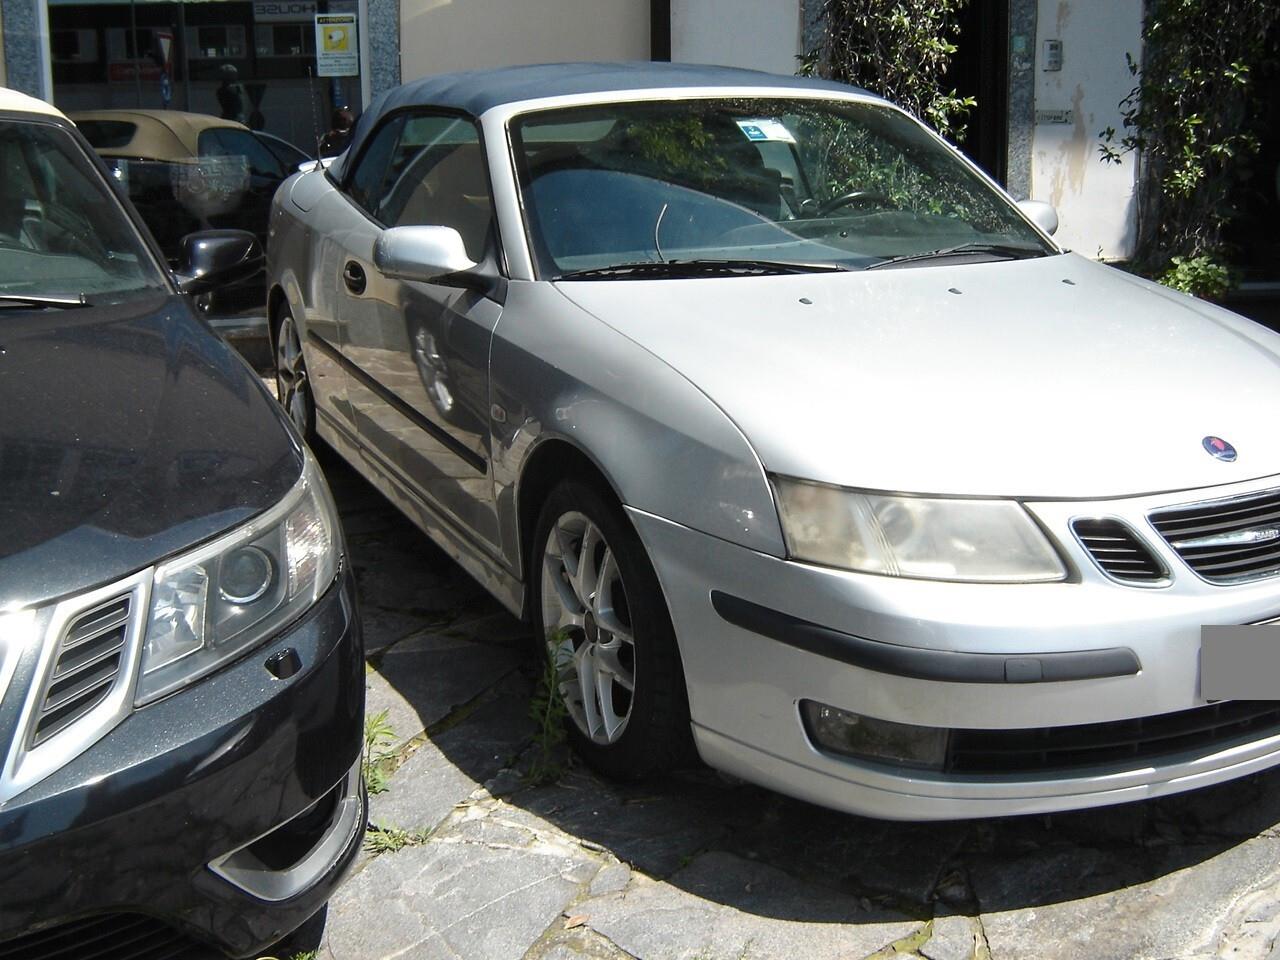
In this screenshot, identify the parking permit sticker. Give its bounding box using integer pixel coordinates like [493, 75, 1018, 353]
[736, 119, 796, 143]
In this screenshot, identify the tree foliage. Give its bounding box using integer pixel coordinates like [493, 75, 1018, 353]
[801, 0, 975, 141]
[1100, 0, 1280, 289]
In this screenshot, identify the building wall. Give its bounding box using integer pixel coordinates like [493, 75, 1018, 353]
[367, 0, 398, 98]
[2, 0, 46, 98]
[671, 0, 801, 76]
[399, 0, 648, 81]
[1030, 0, 1141, 259]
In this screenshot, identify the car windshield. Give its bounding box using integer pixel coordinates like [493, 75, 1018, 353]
[0, 118, 168, 305]
[511, 97, 1056, 278]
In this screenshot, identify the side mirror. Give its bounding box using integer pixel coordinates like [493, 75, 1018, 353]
[175, 229, 263, 294]
[1017, 199, 1059, 237]
[374, 225, 477, 283]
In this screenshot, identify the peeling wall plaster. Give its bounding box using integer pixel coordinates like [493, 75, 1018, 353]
[1031, 0, 1141, 259]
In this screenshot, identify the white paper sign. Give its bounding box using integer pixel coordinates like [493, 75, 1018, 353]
[315, 13, 358, 77]
[735, 119, 796, 144]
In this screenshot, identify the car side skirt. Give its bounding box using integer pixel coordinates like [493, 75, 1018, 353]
[316, 407, 525, 617]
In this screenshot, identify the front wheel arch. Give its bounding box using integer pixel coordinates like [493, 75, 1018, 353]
[516, 439, 622, 620]
[267, 283, 290, 353]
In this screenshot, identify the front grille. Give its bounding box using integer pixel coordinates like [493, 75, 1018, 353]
[947, 700, 1280, 774]
[0, 913, 216, 960]
[32, 596, 130, 746]
[1150, 487, 1280, 584]
[1072, 518, 1166, 583]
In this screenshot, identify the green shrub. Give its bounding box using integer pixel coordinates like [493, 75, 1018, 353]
[801, 0, 975, 141]
[1158, 255, 1231, 300]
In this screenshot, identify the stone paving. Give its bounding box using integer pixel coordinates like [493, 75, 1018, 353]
[302, 448, 1280, 960]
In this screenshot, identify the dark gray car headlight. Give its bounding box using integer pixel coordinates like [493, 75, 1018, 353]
[773, 477, 1065, 583]
[135, 451, 340, 704]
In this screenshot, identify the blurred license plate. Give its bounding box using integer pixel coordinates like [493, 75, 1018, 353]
[1201, 624, 1280, 700]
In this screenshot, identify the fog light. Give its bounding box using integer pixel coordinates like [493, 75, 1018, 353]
[801, 700, 949, 770]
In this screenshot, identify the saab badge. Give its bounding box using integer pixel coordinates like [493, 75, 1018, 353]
[1203, 436, 1237, 462]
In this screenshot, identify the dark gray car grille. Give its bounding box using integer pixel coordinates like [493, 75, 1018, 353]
[32, 596, 131, 746]
[0, 913, 216, 960]
[1149, 488, 1280, 584]
[1072, 518, 1166, 583]
[947, 700, 1280, 774]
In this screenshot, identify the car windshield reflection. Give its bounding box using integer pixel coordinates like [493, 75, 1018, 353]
[0, 121, 167, 304]
[512, 97, 1056, 278]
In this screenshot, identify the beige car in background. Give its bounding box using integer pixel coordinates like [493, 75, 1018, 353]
[72, 108, 305, 350]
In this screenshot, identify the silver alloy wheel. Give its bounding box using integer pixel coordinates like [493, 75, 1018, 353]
[275, 312, 310, 435]
[540, 510, 636, 745]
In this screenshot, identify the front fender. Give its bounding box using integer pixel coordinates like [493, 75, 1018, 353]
[490, 281, 785, 576]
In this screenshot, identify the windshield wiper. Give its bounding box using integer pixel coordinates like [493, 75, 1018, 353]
[0, 293, 89, 309]
[864, 242, 1050, 271]
[556, 259, 849, 280]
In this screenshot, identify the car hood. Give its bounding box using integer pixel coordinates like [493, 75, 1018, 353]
[553, 253, 1280, 499]
[0, 292, 301, 609]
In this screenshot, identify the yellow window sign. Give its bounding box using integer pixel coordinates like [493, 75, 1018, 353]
[315, 13, 358, 77]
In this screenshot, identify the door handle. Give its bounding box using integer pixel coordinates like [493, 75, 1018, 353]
[342, 260, 366, 295]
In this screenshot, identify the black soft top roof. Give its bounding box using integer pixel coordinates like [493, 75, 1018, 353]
[333, 61, 875, 179]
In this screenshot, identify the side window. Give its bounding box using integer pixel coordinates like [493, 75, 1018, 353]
[258, 134, 309, 172]
[202, 128, 284, 181]
[345, 112, 492, 260]
[343, 113, 406, 216]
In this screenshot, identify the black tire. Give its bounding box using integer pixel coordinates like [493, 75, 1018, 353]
[273, 305, 316, 442]
[531, 478, 691, 780]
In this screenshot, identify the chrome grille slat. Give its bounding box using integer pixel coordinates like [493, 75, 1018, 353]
[1151, 488, 1280, 583]
[41, 657, 120, 715]
[34, 693, 114, 744]
[51, 628, 126, 679]
[1152, 492, 1280, 534]
[1072, 519, 1166, 583]
[62, 599, 130, 648]
[29, 595, 132, 746]
[2, 570, 150, 808]
[1154, 503, 1280, 530]
[1185, 546, 1280, 569]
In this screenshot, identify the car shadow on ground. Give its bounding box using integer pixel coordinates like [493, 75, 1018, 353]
[316, 444, 1280, 939]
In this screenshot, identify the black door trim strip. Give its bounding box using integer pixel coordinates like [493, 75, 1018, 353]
[306, 331, 488, 474]
[710, 591, 1141, 683]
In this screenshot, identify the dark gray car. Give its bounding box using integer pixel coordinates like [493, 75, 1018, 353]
[0, 88, 364, 957]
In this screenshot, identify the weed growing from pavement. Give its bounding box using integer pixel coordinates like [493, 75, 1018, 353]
[526, 630, 570, 785]
[362, 709, 397, 795]
[364, 823, 429, 855]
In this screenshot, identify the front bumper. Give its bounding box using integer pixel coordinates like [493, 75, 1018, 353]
[0, 569, 365, 957]
[628, 479, 1280, 821]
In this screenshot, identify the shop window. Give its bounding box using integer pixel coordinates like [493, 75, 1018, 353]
[254, 23, 315, 57]
[52, 29, 98, 64]
[106, 28, 155, 62]
[185, 26, 247, 60]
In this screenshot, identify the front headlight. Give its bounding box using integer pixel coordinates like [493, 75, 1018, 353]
[773, 478, 1065, 583]
[136, 450, 341, 704]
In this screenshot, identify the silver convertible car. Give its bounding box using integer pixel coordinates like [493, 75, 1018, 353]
[269, 62, 1280, 820]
